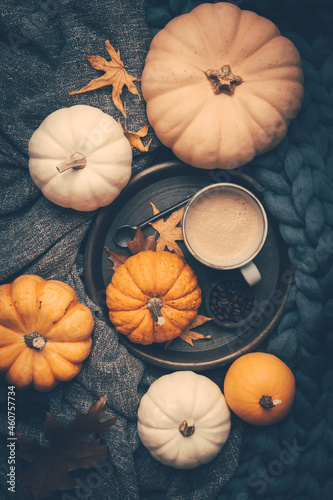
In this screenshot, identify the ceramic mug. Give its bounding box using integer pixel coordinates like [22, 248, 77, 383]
[182, 183, 268, 286]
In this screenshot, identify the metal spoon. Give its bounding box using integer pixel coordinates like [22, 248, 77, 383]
[113, 196, 192, 247]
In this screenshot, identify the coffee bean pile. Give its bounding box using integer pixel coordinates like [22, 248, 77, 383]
[208, 279, 255, 324]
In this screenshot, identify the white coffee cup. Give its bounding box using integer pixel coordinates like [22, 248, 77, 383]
[182, 183, 268, 286]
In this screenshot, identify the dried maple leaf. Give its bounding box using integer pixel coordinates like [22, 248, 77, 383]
[165, 315, 212, 349]
[118, 119, 152, 152]
[69, 39, 140, 117]
[105, 227, 157, 270]
[179, 315, 212, 346]
[180, 329, 212, 347]
[149, 202, 184, 256]
[105, 246, 128, 271]
[17, 395, 118, 500]
[127, 226, 157, 254]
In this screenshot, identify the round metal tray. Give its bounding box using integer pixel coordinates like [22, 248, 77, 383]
[84, 160, 293, 371]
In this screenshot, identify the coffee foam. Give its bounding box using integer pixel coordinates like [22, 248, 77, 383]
[184, 187, 264, 267]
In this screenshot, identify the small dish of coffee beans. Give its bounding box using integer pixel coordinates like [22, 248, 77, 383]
[205, 277, 256, 328]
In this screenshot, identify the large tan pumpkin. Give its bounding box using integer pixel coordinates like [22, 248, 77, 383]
[141, 2, 304, 170]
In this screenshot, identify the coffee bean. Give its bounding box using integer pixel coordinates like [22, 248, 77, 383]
[208, 278, 255, 324]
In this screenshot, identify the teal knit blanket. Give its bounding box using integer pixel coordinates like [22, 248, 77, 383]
[144, 0, 333, 498]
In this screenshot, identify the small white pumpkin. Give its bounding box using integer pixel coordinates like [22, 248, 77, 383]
[28, 105, 132, 211]
[137, 371, 231, 469]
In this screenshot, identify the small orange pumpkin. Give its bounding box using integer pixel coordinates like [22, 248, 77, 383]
[223, 352, 295, 425]
[106, 250, 202, 345]
[0, 274, 94, 391]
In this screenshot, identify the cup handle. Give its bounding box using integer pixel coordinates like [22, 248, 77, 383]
[240, 261, 261, 286]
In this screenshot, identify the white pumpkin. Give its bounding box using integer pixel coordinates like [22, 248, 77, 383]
[137, 371, 231, 469]
[28, 105, 132, 211]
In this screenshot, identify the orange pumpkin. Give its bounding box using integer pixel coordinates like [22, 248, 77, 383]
[106, 251, 202, 345]
[223, 352, 296, 425]
[0, 274, 94, 391]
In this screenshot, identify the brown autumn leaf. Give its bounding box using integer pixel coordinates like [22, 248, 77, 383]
[180, 330, 212, 346]
[118, 120, 152, 152]
[127, 226, 157, 254]
[105, 246, 128, 271]
[69, 39, 140, 117]
[164, 315, 213, 349]
[149, 202, 184, 256]
[17, 395, 118, 500]
[179, 315, 213, 346]
[105, 227, 157, 270]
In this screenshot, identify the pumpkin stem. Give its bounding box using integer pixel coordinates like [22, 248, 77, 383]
[179, 419, 195, 437]
[259, 395, 282, 409]
[56, 152, 86, 172]
[147, 297, 165, 326]
[24, 332, 47, 350]
[205, 65, 242, 95]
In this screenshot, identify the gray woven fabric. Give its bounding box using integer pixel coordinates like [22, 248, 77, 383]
[0, 1, 243, 499]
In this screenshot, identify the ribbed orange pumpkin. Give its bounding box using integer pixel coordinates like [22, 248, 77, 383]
[223, 352, 296, 426]
[106, 251, 202, 344]
[0, 275, 94, 391]
[141, 2, 304, 170]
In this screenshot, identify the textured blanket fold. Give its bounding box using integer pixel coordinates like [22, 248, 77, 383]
[1, 0, 333, 499]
